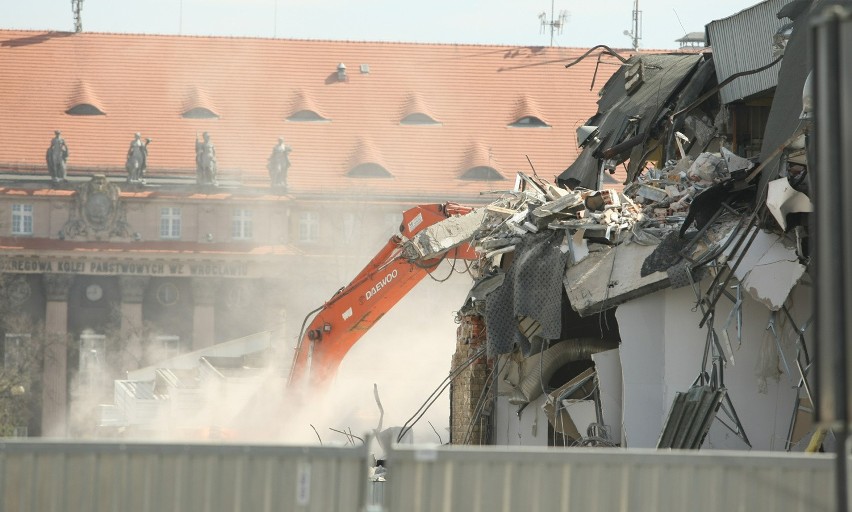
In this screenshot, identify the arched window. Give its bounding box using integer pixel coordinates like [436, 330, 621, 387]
[461, 166, 503, 181]
[287, 110, 328, 122]
[401, 113, 440, 125]
[182, 107, 219, 119]
[66, 103, 105, 116]
[509, 116, 550, 128]
[347, 163, 392, 178]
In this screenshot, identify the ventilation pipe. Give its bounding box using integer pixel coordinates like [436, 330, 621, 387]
[509, 338, 618, 405]
[337, 63, 347, 81]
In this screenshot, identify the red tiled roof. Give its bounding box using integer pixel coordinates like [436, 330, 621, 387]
[0, 30, 627, 201]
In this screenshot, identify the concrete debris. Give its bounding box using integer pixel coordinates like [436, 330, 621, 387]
[405, 207, 487, 260]
[766, 176, 813, 231]
[726, 228, 806, 311]
[469, 159, 760, 319]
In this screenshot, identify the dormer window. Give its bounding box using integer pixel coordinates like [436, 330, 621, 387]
[509, 116, 550, 128]
[66, 104, 105, 116]
[461, 166, 503, 181]
[287, 110, 328, 122]
[347, 163, 392, 178]
[288, 90, 329, 122]
[401, 113, 441, 125]
[182, 107, 219, 119]
[66, 80, 105, 116]
[182, 86, 219, 119]
[510, 95, 549, 128]
[399, 93, 440, 126]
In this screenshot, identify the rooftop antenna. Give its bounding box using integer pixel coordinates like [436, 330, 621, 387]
[622, 0, 642, 50]
[273, 0, 278, 37]
[539, 0, 569, 47]
[72, 0, 83, 33]
[673, 8, 688, 40]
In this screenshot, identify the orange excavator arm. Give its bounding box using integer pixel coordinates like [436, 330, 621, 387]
[288, 202, 483, 388]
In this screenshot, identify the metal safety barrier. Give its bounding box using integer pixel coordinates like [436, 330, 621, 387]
[0, 440, 367, 512]
[385, 445, 835, 512]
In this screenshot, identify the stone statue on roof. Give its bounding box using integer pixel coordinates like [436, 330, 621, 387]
[126, 132, 151, 184]
[46, 130, 69, 183]
[195, 132, 218, 186]
[267, 136, 291, 189]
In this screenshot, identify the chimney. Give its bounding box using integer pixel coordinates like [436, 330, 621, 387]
[337, 63, 347, 81]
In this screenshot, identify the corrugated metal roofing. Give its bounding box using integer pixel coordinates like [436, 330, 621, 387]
[0, 30, 625, 202]
[706, 0, 795, 104]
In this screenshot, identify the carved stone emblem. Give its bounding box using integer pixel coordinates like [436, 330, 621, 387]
[61, 175, 132, 240]
[4, 276, 31, 305]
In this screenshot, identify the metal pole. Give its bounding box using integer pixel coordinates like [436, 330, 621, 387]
[812, 6, 851, 512]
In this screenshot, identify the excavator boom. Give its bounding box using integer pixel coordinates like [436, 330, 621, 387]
[289, 203, 483, 388]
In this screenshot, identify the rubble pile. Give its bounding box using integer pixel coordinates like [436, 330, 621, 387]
[474, 173, 649, 262]
[624, 147, 753, 223]
[473, 152, 755, 271]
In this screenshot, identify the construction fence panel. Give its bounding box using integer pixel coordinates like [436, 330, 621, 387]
[386, 446, 834, 512]
[0, 440, 367, 512]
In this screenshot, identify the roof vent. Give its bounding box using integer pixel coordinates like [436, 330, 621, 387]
[337, 63, 347, 81]
[360, 64, 370, 74]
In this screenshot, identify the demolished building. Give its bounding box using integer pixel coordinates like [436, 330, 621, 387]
[449, 0, 822, 452]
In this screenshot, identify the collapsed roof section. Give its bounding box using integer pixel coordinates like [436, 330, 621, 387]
[456, 0, 820, 451]
[559, 53, 707, 190]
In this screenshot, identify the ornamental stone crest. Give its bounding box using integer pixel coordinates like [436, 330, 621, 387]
[61, 175, 132, 240]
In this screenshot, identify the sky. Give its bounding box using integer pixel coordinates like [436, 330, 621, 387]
[6, 0, 761, 49]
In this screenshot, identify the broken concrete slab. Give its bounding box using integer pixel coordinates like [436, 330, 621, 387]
[405, 207, 486, 260]
[742, 258, 806, 311]
[565, 242, 671, 317]
[727, 228, 806, 311]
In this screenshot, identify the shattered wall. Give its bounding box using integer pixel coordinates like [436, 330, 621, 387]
[449, 315, 490, 445]
[617, 280, 812, 451]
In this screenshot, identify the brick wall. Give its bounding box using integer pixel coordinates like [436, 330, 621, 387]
[450, 315, 491, 445]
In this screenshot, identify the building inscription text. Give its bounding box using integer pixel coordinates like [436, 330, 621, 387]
[1, 257, 249, 277]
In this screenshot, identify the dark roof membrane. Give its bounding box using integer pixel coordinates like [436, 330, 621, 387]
[558, 53, 704, 190]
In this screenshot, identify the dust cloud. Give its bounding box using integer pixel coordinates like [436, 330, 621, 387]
[281, 272, 472, 449]
[63, 205, 475, 450]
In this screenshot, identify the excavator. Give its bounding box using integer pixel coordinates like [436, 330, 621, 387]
[287, 202, 487, 389]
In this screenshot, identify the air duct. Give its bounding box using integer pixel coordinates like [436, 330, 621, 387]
[509, 338, 617, 405]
